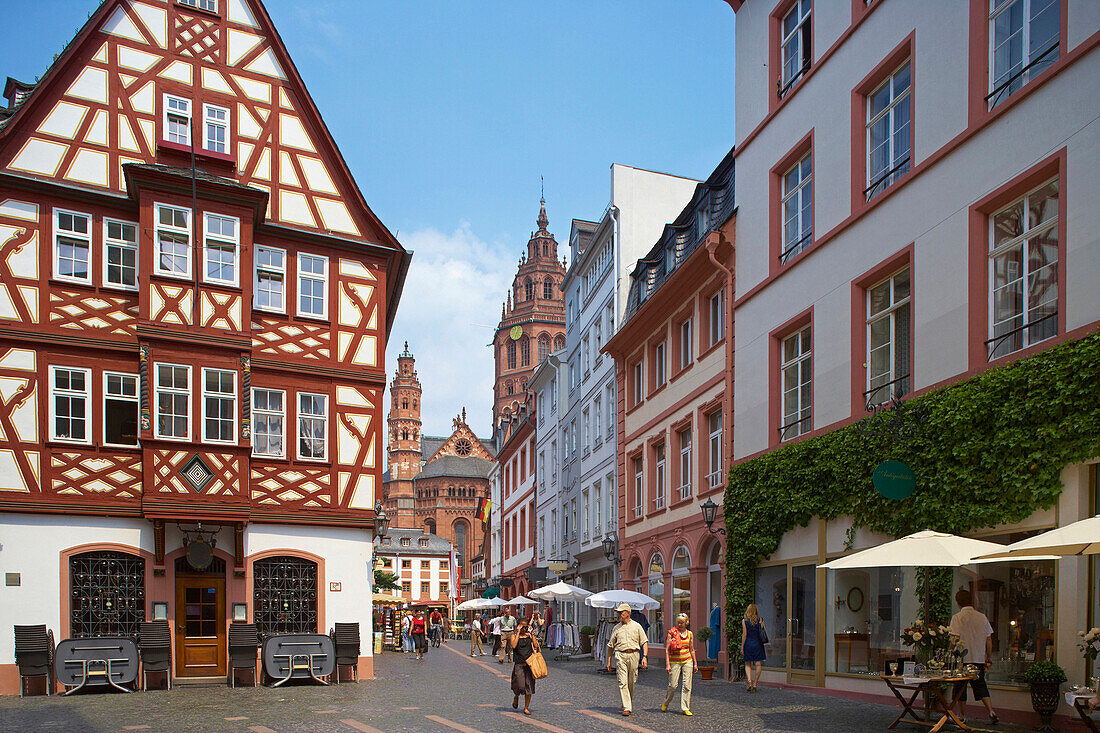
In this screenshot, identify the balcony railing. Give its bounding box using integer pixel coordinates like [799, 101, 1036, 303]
[864, 373, 911, 412]
[985, 311, 1057, 361]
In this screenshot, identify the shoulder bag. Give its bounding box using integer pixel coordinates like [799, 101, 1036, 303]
[526, 635, 549, 679]
[759, 621, 769, 645]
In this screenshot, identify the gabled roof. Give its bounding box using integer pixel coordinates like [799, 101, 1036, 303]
[413, 455, 491, 481]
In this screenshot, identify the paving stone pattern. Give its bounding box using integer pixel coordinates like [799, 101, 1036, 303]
[0, 641, 1031, 732]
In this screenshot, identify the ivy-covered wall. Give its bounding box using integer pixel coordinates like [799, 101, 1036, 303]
[723, 332, 1100, 662]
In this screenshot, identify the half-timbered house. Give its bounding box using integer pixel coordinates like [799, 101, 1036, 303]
[0, 0, 408, 690]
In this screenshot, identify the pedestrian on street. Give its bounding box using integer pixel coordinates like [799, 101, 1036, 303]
[499, 609, 516, 664]
[411, 609, 428, 660]
[401, 612, 413, 654]
[742, 603, 767, 691]
[949, 589, 999, 726]
[430, 608, 444, 647]
[489, 611, 503, 657]
[471, 613, 485, 656]
[509, 617, 539, 716]
[606, 602, 648, 716]
[529, 610, 544, 643]
[662, 613, 697, 716]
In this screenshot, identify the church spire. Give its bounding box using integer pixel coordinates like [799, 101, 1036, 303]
[536, 197, 549, 235]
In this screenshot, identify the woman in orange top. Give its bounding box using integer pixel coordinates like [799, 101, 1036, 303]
[662, 613, 697, 716]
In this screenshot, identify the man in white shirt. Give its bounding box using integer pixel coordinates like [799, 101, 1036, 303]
[489, 611, 503, 657]
[949, 589, 999, 726]
[471, 613, 485, 656]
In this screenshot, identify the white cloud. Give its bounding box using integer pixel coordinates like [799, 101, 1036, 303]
[384, 222, 513, 450]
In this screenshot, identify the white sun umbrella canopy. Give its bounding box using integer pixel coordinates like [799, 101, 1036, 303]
[455, 598, 494, 611]
[503, 595, 537, 606]
[972, 515, 1100, 560]
[819, 529, 1013, 569]
[528, 580, 592, 602]
[585, 589, 660, 610]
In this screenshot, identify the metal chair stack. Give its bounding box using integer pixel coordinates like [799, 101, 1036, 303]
[226, 623, 259, 688]
[137, 621, 172, 691]
[331, 622, 360, 683]
[13, 625, 54, 697]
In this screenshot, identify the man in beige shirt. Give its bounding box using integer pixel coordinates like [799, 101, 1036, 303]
[606, 602, 648, 716]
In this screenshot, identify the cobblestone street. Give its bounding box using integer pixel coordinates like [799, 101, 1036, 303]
[0, 640, 1035, 733]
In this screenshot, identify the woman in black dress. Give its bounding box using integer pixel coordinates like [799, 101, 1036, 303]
[510, 617, 537, 715]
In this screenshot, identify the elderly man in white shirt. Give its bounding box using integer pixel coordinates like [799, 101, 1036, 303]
[949, 589, 999, 726]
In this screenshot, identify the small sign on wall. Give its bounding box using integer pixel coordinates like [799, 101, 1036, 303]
[330, 582, 342, 592]
[5, 573, 20, 586]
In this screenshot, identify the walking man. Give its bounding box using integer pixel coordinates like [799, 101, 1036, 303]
[489, 611, 503, 657]
[949, 589, 999, 726]
[499, 608, 517, 664]
[606, 602, 648, 716]
[471, 613, 485, 656]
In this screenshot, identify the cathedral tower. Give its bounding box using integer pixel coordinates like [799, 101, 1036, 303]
[492, 198, 568, 427]
[385, 342, 422, 527]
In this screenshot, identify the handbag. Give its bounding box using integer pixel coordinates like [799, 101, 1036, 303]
[759, 622, 769, 645]
[527, 636, 549, 679]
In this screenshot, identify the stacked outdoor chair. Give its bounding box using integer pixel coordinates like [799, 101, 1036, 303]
[331, 622, 360, 683]
[227, 623, 259, 687]
[137, 621, 172, 691]
[13, 625, 54, 697]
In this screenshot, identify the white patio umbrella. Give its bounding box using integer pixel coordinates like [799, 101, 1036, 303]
[503, 595, 537, 606]
[584, 589, 660, 610]
[484, 596, 507, 608]
[528, 580, 592, 602]
[819, 529, 1014, 570]
[971, 515, 1100, 560]
[455, 598, 493, 611]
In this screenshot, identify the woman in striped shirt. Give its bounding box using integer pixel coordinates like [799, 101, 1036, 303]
[662, 613, 697, 716]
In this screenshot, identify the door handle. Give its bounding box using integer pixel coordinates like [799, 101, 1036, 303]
[177, 624, 183, 633]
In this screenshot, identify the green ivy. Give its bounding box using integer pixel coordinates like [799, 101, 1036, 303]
[723, 332, 1100, 663]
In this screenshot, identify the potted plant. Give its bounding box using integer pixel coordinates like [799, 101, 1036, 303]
[695, 626, 716, 680]
[1024, 660, 1066, 732]
[578, 625, 595, 654]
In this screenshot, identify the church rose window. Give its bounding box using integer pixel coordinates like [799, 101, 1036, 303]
[455, 438, 472, 456]
[253, 556, 318, 635]
[69, 551, 146, 638]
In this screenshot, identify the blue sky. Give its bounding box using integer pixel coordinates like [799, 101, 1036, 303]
[0, 0, 735, 439]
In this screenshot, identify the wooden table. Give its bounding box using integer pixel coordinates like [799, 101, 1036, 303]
[881, 674, 977, 732]
[835, 633, 870, 673]
[1067, 692, 1099, 733]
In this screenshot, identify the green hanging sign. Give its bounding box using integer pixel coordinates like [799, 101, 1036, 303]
[873, 460, 916, 500]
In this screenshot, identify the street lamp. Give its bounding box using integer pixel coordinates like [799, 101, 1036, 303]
[699, 497, 726, 536]
[373, 501, 390, 540]
[602, 533, 622, 566]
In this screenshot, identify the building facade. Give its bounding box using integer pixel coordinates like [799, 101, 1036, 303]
[491, 199, 566, 429]
[605, 152, 735, 664]
[497, 399, 537, 599]
[375, 528, 454, 606]
[381, 345, 491, 596]
[726, 0, 1099, 716]
[0, 0, 409, 690]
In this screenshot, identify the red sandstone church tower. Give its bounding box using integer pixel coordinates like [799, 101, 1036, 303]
[492, 199, 567, 427]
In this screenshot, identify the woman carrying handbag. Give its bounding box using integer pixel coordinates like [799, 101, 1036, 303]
[510, 618, 545, 715]
[742, 603, 767, 692]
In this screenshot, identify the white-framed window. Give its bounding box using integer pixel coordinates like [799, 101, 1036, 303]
[988, 0, 1060, 109]
[679, 318, 693, 369]
[180, 0, 217, 11]
[866, 268, 912, 407]
[163, 94, 191, 146]
[582, 334, 590, 374]
[605, 302, 614, 336]
[298, 391, 328, 460]
[654, 444, 666, 510]
[201, 368, 236, 443]
[254, 246, 285, 313]
[866, 62, 912, 200]
[103, 219, 138, 290]
[570, 419, 577, 457]
[780, 326, 812, 441]
[632, 361, 643, 406]
[203, 213, 239, 286]
[103, 372, 138, 447]
[707, 410, 723, 488]
[581, 408, 589, 453]
[570, 498, 577, 539]
[593, 396, 602, 444]
[708, 290, 724, 346]
[252, 388, 285, 457]
[54, 209, 91, 283]
[50, 366, 91, 443]
[989, 178, 1059, 359]
[155, 204, 191, 277]
[155, 363, 190, 440]
[203, 104, 228, 154]
[594, 481, 602, 532]
[605, 472, 615, 532]
[654, 341, 666, 387]
[582, 489, 590, 539]
[780, 0, 812, 96]
[549, 377, 557, 413]
[781, 154, 813, 263]
[297, 253, 328, 319]
[633, 456, 643, 518]
[677, 427, 692, 501]
[539, 517, 545, 560]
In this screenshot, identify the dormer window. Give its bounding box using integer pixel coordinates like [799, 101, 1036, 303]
[401, 537, 410, 547]
[418, 538, 428, 548]
[164, 95, 191, 146]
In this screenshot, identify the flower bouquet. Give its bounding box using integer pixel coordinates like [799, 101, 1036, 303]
[901, 619, 952, 665]
[1077, 628, 1100, 663]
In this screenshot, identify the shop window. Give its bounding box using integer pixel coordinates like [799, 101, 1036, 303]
[671, 546, 691, 624]
[825, 566, 921, 676]
[69, 551, 145, 639]
[648, 552, 665, 644]
[253, 556, 318, 635]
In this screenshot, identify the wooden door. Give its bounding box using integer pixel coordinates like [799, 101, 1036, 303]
[175, 576, 226, 676]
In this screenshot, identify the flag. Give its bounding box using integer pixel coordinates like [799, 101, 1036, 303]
[448, 544, 459, 600]
[476, 497, 491, 524]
